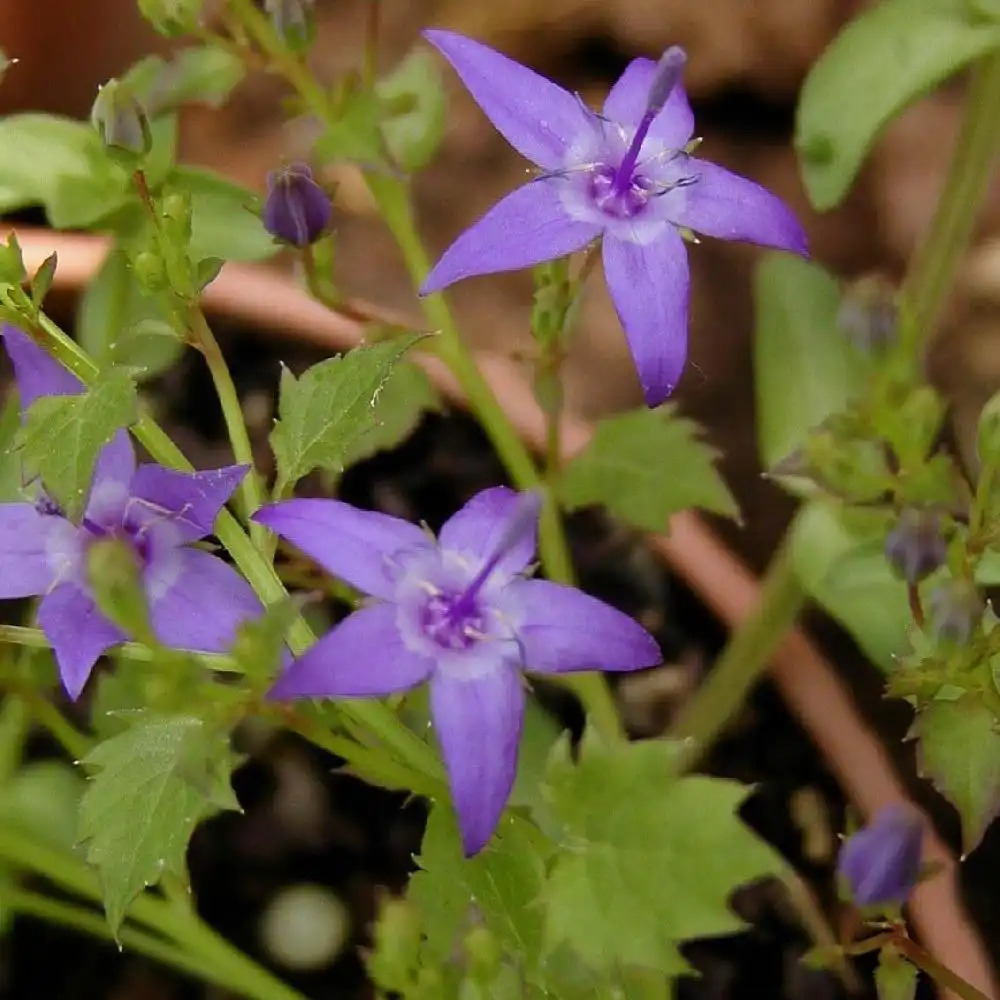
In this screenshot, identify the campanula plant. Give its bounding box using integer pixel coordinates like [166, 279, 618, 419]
[0, 1, 997, 1000]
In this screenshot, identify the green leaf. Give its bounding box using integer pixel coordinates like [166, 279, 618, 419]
[409, 805, 550, 975]
[314, 89, 385, 164]
[341, 360, 441, 469]
[0, 114, 129, 228]
[875, 946, 919, 1000]
[0, 760, 85, 852]
[167, 166, 279, 262]
[795, 0, 1000, 209]
[77, 243, 182, 378]
[790, 500, 909, 672]
[271, 334, 427, 489]
[558, 407, 737, 530]
[78, 713, 241, 933]
[122, 47, 245, 115]
[911, 695, 1000, 854]
[754, 255, 866, 470]
[19, 368, 137, 520]
[541, 732, 781, 976]
[377, 50, 446, 171]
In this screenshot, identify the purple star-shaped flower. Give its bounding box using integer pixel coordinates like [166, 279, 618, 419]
[0, 326, 264, 699]
[420, 31, 809, 405]
[254, 487, 660, 855]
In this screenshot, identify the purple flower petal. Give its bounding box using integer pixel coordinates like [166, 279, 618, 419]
[128, 464, 248, 545]
[439, 487, 539, 577]
[0, 504, 79, 598]
[430, 660, 524, 855]
[37, 583, 125, 700]
[145, 548, 263, 653]
[510, 579, 660, 673]
[669, 159, 809, 255]
[602, 58, 695, 147]
[268, 602, 433, 700]
[603, 230, 690, 406]
[420, 180, 599, 294]
[423, 29, 589, 170]
[2, 326, 83, 412]
[254, 499, 431, 600]
[83, 431, 136, 527]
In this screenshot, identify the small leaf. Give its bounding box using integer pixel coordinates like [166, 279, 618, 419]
[911, 695, 1000, 854]
[315, 88, 385, 164]
[409, 804, 551, 975]
[875, 946, 919, 1000]
[0, 392, 23, 502]
[541, 732, 781, 976]
[78, 714, 240, 933]
[167, 166, 279, 262]
[790, 500, 909, 672]
[0, 760, 84, 851]
[558, 407, 738, 530]
[271, 334, 427, 489]
[754, 254, 866, 470]
[122, 47, 245, 115]
[0, 114, 130, 228]
[19, 368, 137, 520]
[340, 360, 441, 469]
[795, 0, 1000, 209]
[377, 50, 446, 171]
[30, 253, 58, 310]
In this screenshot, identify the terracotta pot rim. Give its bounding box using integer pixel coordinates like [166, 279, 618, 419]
[5, 225, 994, 999]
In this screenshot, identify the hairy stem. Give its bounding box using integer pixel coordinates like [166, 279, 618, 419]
[188, 307, 266, 543]
[0, 826, 309, 1000]
[668, 538, 803, 764]
[901, 51, 1000, 345]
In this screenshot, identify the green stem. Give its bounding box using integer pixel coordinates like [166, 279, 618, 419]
[671, 49, 1000, 769]
[188, 307, 266, 544]
[0, 825, 308, 1000]
[224, 0, 624, 741]
[364, 172, 623, 740]
[901, 50, 1000, 345]
[894, 936, 993, 1000]
[668, 538, 804, 765]
[32, 311, 445, 782]
[5, 888, 239, 990]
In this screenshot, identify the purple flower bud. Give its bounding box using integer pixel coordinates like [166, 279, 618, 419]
[837, 805, 923, 907]
[928, 579, 984, 645]
[647, 47, 687, 115]
[261, 163, 332, 248]
[884, 508, 947, 584]
[837, 275, 898, 354]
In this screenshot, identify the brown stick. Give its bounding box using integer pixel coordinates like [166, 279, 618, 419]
[6, 226, 995, 999]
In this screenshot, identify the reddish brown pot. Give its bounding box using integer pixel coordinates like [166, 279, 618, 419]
[0, 1, 164, 117]
[5, 225, 995, 1000]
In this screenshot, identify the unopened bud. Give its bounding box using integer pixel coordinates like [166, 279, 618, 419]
[647, 46, 687, 114]
[91, 79, 151, 158]
[87, 536, 154, 644]
[928, 578, 984, 644]
[837, 805, 923, 908]
[837, 275, 898, 353]
[265, 0, 315, 52]
[262, 163, 332, 247]
[884, 508, 947, 584]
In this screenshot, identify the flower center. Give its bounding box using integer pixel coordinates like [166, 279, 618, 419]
[418, 590, 485, 651]
[589, 162, 655, 219]
[81, 517, 153, 566]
